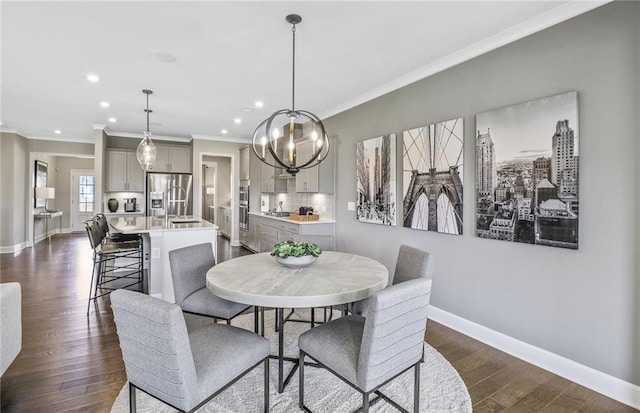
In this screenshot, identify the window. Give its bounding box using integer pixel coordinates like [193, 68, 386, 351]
[79, 175, 95, 212]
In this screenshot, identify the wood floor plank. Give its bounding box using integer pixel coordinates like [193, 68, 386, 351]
[0, 233, 636, 413]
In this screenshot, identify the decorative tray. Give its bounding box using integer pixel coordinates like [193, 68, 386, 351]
[288, 213, 320, 221]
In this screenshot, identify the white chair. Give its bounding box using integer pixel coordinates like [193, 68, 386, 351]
[299, 278, 432, 413]
[111, 289, 270, 413]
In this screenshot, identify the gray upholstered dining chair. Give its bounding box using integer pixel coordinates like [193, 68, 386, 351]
[351, 244, 433, 316]
[299, 278, 432, 413]
[169, 243, 257, 330]
[111, 289, 270, 413]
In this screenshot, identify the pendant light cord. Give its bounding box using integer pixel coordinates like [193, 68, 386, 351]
[291, 23, 296, 111]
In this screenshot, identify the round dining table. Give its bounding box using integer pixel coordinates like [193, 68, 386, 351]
[206, 251, 389, 393]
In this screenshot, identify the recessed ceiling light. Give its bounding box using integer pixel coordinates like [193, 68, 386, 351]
[234, 118, 242, 124]
[100, 101, 110, 108]
[108, 117, 117, 123]
[221, 129, 228, 134]
[54, 130, 61, 134]
[255, 101, 264, 108]
[86, 74, 100, 83]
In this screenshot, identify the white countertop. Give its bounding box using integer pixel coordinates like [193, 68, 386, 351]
[206, 251, 387, 308]
[109, 215, 217, 234]
[249, 212, 336, 224]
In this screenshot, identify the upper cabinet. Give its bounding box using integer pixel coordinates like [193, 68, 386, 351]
[239, 146, 250, 181]
[106, 150, 145, 192]
[153, 144, 191, 173]
[295, 140, 319, 193]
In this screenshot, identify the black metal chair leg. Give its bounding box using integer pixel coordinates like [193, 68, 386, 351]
[129, 382, 137, 413]
[414, 362, 420, 412]
[264, 357, 270, 413]
[254, 307, 259, 334]
[299, 351, 305, 409]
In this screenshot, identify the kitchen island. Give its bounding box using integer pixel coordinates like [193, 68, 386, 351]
[109, 216, 217, 302]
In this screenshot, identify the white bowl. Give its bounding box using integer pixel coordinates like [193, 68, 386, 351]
[276, 255, 318, 269]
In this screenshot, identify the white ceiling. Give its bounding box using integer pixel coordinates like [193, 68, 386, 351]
[1, 1, 608, 144]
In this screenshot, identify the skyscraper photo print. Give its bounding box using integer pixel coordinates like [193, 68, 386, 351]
[356, 134, 397, 226]
[475, 91, 579, 249]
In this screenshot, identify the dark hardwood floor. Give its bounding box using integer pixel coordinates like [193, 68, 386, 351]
[0, 233, 636, 412]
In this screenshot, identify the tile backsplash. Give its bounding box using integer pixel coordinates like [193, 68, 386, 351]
[268, 193, 335, 219]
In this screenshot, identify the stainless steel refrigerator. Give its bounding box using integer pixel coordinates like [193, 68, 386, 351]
[146, 172, 193, 217]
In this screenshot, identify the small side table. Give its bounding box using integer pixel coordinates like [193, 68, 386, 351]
[34, 211, 63, 243]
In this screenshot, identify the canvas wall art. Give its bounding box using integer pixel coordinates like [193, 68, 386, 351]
[402, 118, 464, 235]
[475, 91, 579, 249]
[356, 134, 396, 225]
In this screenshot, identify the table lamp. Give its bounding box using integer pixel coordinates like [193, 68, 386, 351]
[35, 187, 55, 212]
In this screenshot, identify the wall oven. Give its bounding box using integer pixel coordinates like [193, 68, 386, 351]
[239, 185, 249, 231]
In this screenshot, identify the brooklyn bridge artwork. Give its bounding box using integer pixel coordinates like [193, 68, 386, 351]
[356, 134, 397, 225]
[475, 91, 579, 249]
[402, 118, 464, 235]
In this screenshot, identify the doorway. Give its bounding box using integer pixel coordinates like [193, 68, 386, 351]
[202, 155, 232, 230]
[70, 170, 95, 232]
[202, 163, 217, 224]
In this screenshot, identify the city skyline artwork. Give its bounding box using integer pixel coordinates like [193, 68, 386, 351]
[475, 91, 579, 249]
[356, 134, 397, 226]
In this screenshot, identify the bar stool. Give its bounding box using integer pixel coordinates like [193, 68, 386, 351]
[85, 218, 143, 314]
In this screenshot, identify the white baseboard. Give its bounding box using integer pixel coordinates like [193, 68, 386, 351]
[0, 241, 28, 254]
[428, 306, 640, 409]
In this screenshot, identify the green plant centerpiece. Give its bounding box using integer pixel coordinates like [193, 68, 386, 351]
[271, 240, 322, 269]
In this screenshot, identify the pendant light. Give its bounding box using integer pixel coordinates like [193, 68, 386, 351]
[251, 14, 330, 176]
[136, 89, 157, 171]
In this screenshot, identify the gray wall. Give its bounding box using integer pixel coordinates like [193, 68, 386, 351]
[326, 2, 639, 385]
[0, 133, 96, 250]
[0, 133, 28, 248]
[55, 156, 95, 229]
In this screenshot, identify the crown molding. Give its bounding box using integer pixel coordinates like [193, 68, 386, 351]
[319, 0, 613, 120]
[191, 134, 252, 144]
[105, 129, 191, 143]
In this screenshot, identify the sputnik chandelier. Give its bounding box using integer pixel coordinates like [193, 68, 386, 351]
[251, 14, 330, 175]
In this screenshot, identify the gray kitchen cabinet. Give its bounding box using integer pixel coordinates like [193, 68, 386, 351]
[106, 150, 144, 192]
[154, 145, 191, 173]
[261, 152, 276, 193]
[218, 206, 231, 237]
[239, 146, 250, 181]
[295, 140, 319, 192]
[250, 214, 335, 253]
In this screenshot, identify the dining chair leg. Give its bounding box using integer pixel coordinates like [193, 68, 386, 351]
[254, 307, 259, 334]
[363, 392, 369, 413]
[264, 357, 270, 413]
[129, 382, 137, 413]
[278, 308, 284, 392]
[414, 362, 420, 412]
[226, 319, 231, 325]
[298, 351, 305, 409]
[310, 308, 315, 328]
[260, 307, 265, 337]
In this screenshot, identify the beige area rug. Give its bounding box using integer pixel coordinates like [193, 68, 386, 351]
[111, 309, 472, 412]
